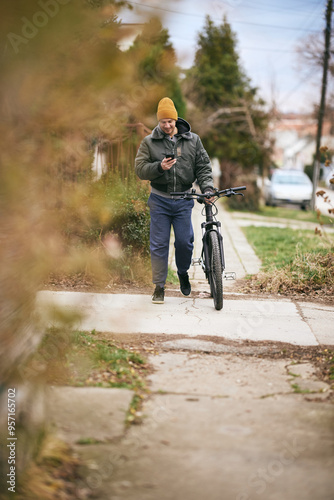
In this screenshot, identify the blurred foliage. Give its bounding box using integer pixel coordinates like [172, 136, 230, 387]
[129, 16, 186, 124]
[101, 173, 151, 253]
[59, 172, 150, 251]
[16, 434, 82, 500]
[183, 16, 272, 181]
[0, 0, 167, 380]
[0, 0, 174, 489]
[304, 146, 331, 181]
[50, 173, 152, 286]
[304, 163, 316, 182]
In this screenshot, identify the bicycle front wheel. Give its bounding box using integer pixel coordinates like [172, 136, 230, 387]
[208, 231, 223, 310]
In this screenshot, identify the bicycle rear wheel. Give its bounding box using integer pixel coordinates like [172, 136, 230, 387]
[208, 231, 223, 310]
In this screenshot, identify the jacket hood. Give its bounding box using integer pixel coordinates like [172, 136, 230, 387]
[152, 117, 192, 140]
[176, 117, 191, 136]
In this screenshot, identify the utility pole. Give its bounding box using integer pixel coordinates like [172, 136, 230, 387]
[311, 0, 333, 210]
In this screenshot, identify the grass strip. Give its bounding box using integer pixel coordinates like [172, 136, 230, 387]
[22, 328, 151, 395]
[229, 204, 334, 226]
[242, 226, 334, 296]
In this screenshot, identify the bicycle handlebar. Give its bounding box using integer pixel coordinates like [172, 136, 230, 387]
[171, 186, 246, 199]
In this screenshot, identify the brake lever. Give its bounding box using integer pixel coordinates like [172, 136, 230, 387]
[228, 190, 244, 197]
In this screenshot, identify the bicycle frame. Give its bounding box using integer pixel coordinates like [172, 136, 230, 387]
[171, 186, 246, 310]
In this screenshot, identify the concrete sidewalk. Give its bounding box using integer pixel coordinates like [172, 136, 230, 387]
[40, 204, 334, 500]
[231, 210, 334, 233]
[45, 345, 334, 500]
[37, 290, 334, 346]
[36, 201, 334, 347]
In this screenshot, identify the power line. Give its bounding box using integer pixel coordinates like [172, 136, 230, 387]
[241, 46, 297, 53]
[250, 0, 325, 66]
[232, 19, 320, 32]
[171, 35, 298, 53]
[278, 66, 320, 105]
[234, 0, 324, 14]
[126, 1, 321, 33]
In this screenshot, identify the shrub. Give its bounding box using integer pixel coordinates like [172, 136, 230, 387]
[49, 173, 152, 287]
[59, 173, 150, 253]
[111, 193, 150, 256]
[227, 173, 260, 211]
[304, 163, 323, 182]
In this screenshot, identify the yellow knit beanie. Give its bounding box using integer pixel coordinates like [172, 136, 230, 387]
[157, 97, 178, 121]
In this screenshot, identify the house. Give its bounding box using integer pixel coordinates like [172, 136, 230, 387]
[270, 112, 334, 173]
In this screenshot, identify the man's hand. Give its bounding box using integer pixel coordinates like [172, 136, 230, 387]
[204, 190, 215, 204]
[161, 157, 177, 170]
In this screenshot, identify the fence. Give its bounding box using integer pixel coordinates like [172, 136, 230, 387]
[92, 123, 152, 182]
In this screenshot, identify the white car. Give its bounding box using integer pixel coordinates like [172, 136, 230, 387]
[264, 170, 313, 210]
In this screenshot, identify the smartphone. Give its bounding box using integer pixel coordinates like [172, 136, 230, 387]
[165, 154, 175, 160]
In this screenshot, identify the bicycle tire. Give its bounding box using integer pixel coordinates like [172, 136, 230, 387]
[208, 231, 223, 310]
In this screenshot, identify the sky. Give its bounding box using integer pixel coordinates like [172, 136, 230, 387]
[119, 0, 330, 114]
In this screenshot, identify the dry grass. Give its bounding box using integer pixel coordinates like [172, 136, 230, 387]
[17, 435, 86, 500]
[243, 250, 334, 298]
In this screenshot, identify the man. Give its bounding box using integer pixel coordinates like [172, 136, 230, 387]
[135, 97, 214, 304]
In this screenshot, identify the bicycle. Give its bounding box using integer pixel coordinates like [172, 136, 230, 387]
[171, 186, 246, 310]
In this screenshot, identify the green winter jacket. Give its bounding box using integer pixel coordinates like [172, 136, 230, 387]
[135, 118, 214, 194]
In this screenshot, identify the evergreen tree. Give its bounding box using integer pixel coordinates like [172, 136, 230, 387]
[185, 16, 271, 184]
[129, 17, 186, 121]
[193, 16, 247, 107]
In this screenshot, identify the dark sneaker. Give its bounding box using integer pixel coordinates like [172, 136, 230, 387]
[178, 272, 191, 296]
[152, 285, 165, 304]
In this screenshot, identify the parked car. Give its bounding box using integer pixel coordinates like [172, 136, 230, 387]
[263, 169, 313, 210]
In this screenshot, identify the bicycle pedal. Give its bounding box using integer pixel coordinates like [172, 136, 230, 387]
[224, 271, 236, 280]
[192, 257, 202, 266]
